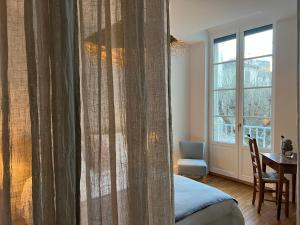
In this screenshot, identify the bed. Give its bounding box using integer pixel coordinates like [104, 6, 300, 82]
[174, 175, 245, 225]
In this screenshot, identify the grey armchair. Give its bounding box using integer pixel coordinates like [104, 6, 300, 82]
[177, 141, 208, 177]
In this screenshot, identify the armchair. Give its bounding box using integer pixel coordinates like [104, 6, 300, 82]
[177, 141, 208, 177]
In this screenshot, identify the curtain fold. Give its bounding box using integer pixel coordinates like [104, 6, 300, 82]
[79, 0, 173, 225]
[1, 1, 32, 224]
[0, 0, 79, 224]
[297, 1, 300, 224]
[0, 0, 11, 224]
[0, 0, 173, 225]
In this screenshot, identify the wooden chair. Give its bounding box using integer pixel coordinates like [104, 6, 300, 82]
[247, 135, 289, 217]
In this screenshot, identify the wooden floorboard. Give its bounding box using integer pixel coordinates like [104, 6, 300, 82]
[200, 175, 296, 225]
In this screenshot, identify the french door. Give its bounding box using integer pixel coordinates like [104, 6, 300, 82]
[210, 25, 273, 182]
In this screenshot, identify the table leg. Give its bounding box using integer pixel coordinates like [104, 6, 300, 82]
[262, 157, 267, 172]
[292, 174, 296, 204]
[285, 180, 289, 218]
[277, 166, 284, 220]
[261, 157, 267, 204]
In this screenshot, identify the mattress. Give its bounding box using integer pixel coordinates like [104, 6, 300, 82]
[174, 175, 245, 225]
[175, 199, 244, 225]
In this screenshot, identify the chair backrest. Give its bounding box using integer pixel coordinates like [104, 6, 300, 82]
[247, 135, 263, 180]
[179, 141, 204, 159]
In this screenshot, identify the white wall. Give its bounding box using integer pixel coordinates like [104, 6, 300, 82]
[170, 0, 296, 39]
[171, 42, 208, 172]
[189, 42, 209, 162]
[274, 16, 298, 153]
[171, 48, 191, 171]
[272, 16, 297, 196]
[189, 43, 207, 141]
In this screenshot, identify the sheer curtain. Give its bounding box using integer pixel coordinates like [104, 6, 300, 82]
[1, 0, 79, 224]
[78, 0, 173, 224]
[295, 3, 300, 224]
[0, 0, 173, 225]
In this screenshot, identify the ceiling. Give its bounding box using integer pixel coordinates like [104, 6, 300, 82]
[170, 0, 297, 40]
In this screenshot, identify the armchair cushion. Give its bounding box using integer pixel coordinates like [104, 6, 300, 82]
[178, 159, 208, 177]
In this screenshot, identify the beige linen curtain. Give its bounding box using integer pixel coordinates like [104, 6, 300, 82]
[298, 1, 300, 224]
[78, 0, 173, 224]
[0, 0, 173, 225]
[0, 0, 79, 224]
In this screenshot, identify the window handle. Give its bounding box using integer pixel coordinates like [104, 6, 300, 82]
[238, 123, 242, 131]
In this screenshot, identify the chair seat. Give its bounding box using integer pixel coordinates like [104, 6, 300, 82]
[255, 171, 289, 183]
[178, 159, 208, 176]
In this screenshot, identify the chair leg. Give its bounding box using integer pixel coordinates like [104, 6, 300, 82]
[252, 179, 257, 205]
[258, 184, 264, 214]
[276, 183, 278, 205]
[262, 183, 265, 203]
[285, 181, 289, 218]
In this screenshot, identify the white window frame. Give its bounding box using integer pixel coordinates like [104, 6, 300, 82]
[209, 22, 276, 151]
[211, 34, 238, 145]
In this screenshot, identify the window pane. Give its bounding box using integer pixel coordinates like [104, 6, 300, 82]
[214, 38, 236, 63]
[214, 62, 236, 89]
[243, 88, 271, 117]
[214, 90, 236, 116]
[243, 117, 271, 148]
[244, 56, 272, 88]
[244, 29, 273, 58]
[213, 116, 235, 143]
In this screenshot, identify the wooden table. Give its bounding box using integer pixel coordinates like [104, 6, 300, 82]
[260, 152, 297, 220]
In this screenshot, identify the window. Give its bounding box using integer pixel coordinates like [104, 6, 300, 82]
[242, 25, 273, 148]
[212, 25, 273, 148]
[212, 35, 237, 144]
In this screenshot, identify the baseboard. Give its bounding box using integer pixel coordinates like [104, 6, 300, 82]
[208, 171, 253, 187]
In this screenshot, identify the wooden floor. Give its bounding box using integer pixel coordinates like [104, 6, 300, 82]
[201, 175, 296, 225]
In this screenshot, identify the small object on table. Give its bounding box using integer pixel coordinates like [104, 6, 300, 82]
[291, 152, 297, 159]
[281, 136, 293, 157]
